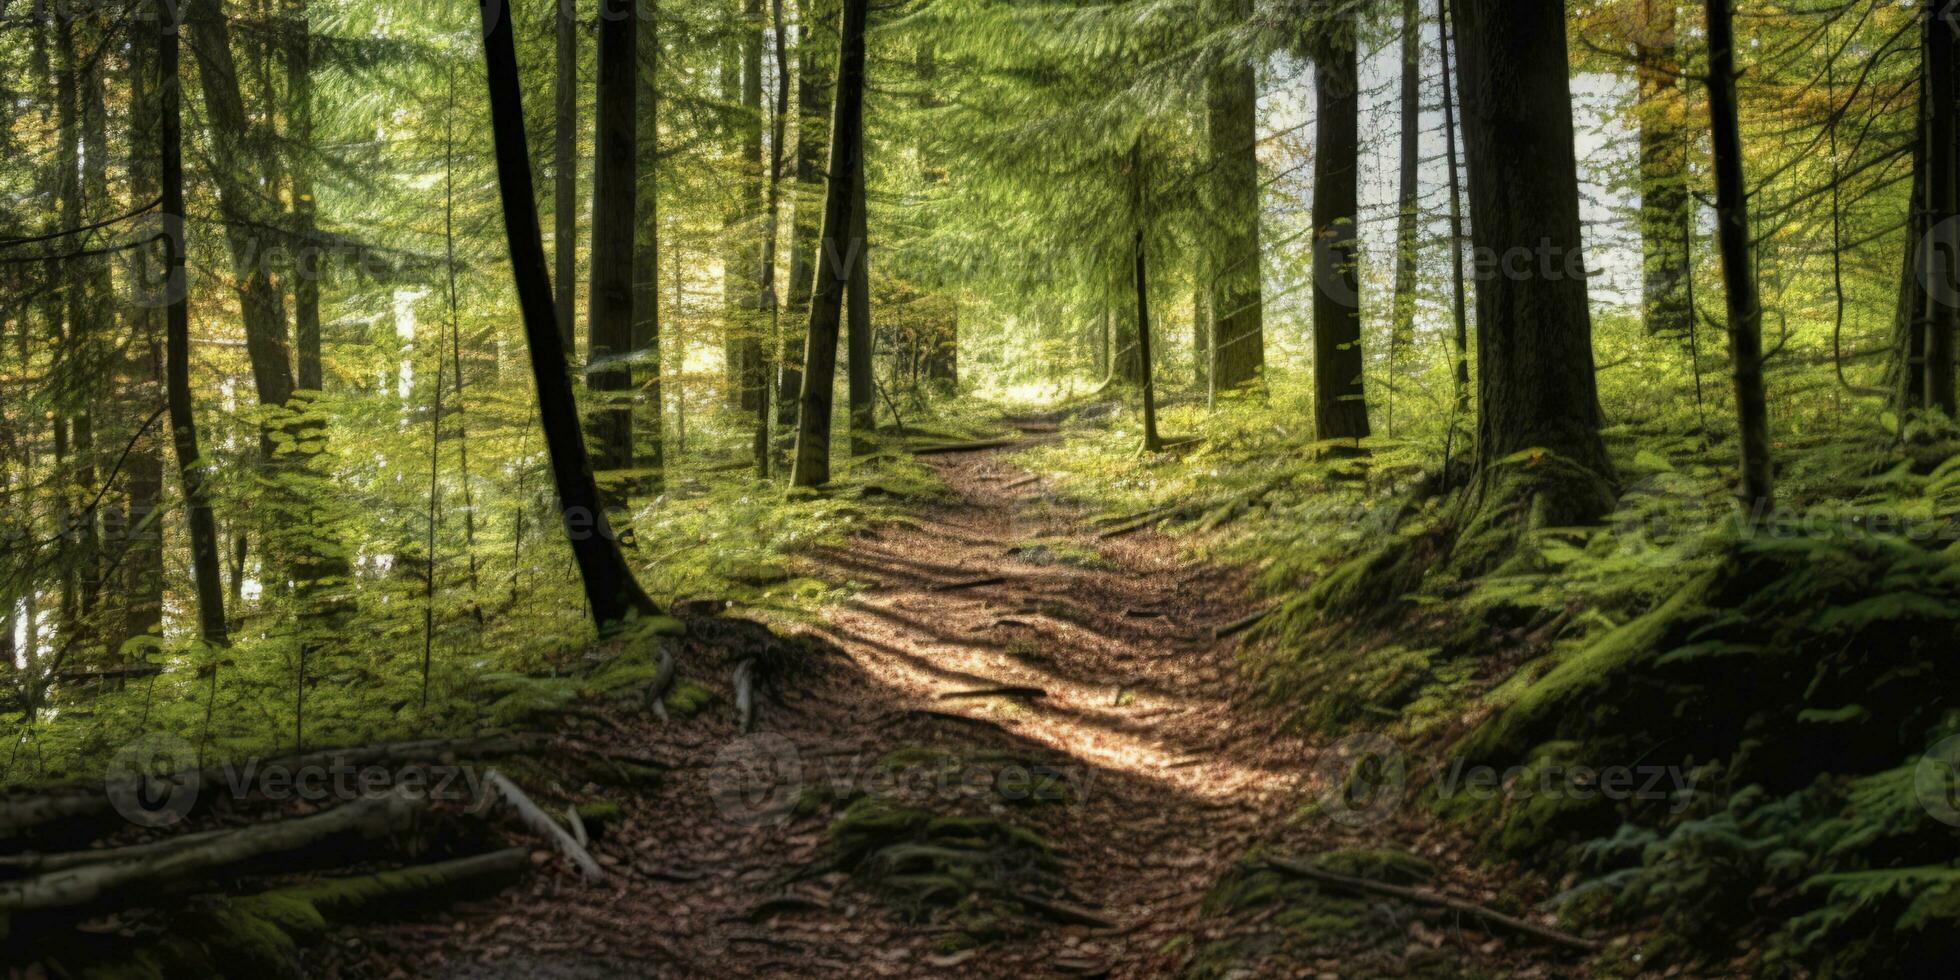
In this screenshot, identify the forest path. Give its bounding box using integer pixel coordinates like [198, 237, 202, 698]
[339, 423, 1506, 978]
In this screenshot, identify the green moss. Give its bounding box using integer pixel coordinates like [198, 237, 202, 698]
[663, 678, 717, 717]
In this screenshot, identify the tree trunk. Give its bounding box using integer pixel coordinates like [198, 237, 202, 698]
[1389, 0, 1422, 436]
[1205, 11, 1264, 395]
[1704, 0, 1772, 509]
[1312, 39, 1371, 444]
[1922, 0, 1958, 414]
[1439, 0, 1471, 416]
[1110, 258, 1142, 385]
[846, 143, 874, 456]
[555, 0, 578, 357]
[124, 19, 166, 648]
[1132, 144, 1162, 452]
[781, 0, 835, 423]
[790, 0, 868, 487]
[1634, 0, 1692, 338]
[1450, 0, 1615, 518]
[756, 0, 792, 476]
[288, 3, 322, 391]
[478, 0, 664, 632]
[160, 4, 229, 647]
[587, 0, 636, 517]
[731, 7, 767, 413]
[634, 8, 663, 489]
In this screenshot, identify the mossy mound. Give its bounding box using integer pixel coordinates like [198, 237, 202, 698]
[1189, 849, 1474, 979]
[820, 794, 1075, 948]
[1448, 525, 1960, 974]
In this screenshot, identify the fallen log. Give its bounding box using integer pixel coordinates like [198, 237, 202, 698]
[0, 733, 546, 843]
[0, 789, 425, 916]
[1264, 857, 1602, 953]
[483, 770, 604, 882]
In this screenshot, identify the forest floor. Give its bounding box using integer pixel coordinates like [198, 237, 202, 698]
[321, 417, 1596, 978]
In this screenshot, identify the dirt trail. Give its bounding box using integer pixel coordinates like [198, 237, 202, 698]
[330, 432, 1552, 978]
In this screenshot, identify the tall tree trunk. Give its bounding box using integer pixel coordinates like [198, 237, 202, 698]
[755, 0, 791, 475]
[1450, 0, 1615, 522]
[587, 0, 636, 517]
[781, 0, 834, 423]
[727, 7, 766, 413]
[1132, 142, 1162, 452]
[124, 12, 166, 648]
[1439, 0, 1471, 416]
[790, 0, 868, 487]
[555, 0, 579, 357]
[1635, 0, 1693, 338]
[846, 142, 874, 456]
[1704, 0, 1772, 508]
[634, 6, 664, 489]
[160, 3, 229, 647]
[1205, 5, 1264, 395]
[1110, 257, 1142, 385]
[478, 0, 663, 632]
[288, 3, 323, 390]
[1311, 38, 1371, 444]
[1921, 0, 1958, 414]
[1390, 0, 1422, 436]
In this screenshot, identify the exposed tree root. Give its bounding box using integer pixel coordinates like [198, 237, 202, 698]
[483, 770, 603, 881]
[1263, 857, 1601, 953]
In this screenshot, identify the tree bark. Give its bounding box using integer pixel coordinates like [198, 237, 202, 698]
[847, 141, 874, 456]
[288, 2, 323, 390]
[790, 0, 868, 487]
[1450, 0, 1614, 513]
[1205, 12, 1264, 395]
[756, 0, 792, 475]
[160, 4, 229, 647]
[1921, 0, 1958, 414]
[587, 0, 636, 516]
[1634, 0, 1693, 338]
[124, 11, 166, 648]
[634, 7, 663, 489]
[1312, 38, 1371, 444]
[478, 0, 664, 631]
[1390, 0, 1422, 435]
[555, 0, 579, 357]
[781, 0, 835, 423]
[1704, 0, 1773, 509]
[1439, 0, 1471, 416]
[1132, 144, 1161, 452]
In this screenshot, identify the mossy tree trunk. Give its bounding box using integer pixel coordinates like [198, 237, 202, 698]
[1449, 0, 1615, 526]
